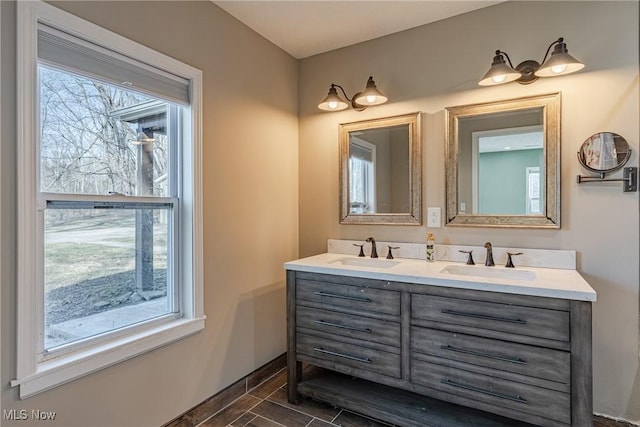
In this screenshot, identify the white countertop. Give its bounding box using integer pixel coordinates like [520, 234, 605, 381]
[284, 253, 597, 302]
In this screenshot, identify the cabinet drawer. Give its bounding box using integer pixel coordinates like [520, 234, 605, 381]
[411, 294, 569, 342]
[297, 333, 401, 378]
[297, 279, 400, 316]
[297, 306, 400, 347]
[411, 359, 570, 424]
[411, 327, 570, 385]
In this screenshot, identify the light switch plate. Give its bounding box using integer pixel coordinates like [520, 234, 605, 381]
[427, 207, 441, 227]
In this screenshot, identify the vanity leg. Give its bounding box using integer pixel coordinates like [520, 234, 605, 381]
[286, 270, 301, 404]
[571, 301, 593, 425]
[287, 358, 302, 404]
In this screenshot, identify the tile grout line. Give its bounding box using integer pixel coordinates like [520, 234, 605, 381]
[224, 398, 267, 427]
[252, 413, 289, 427]
[329, 409, 343, 425]
[308, 416, 340, 427]
[253, 383, 288, 402]
[239, 413, 257, 427]
[261, 396, 328, 421]
[196, 392, 265, 427]
[195, 362, 287, 427]
[251, 382, 342, 426]
[246, 367, 287, 395]
[225, 412, 257, 427]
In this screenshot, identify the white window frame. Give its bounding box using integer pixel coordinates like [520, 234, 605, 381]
[526, 166, 541, 214]
[349, 138, 377, 214]
[13, 1, 204, 398]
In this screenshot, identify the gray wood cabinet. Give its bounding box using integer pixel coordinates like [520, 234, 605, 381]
[287, 270, 592, 427]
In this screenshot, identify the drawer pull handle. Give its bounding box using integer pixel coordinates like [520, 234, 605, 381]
[313, 347, 372, 364]
[440, 379, 528, 404]
[314, 320, 372, 333]
[441, 309, 527, 325]
[313, 291, 372, 303]
[441, 345, 527, 365]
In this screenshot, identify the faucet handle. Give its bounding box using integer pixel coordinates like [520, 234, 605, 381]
[386, 246, 400, 260]
[459, 250, 475, 265]
[505, 252, 523, 268]
[353, 243, 365, 257]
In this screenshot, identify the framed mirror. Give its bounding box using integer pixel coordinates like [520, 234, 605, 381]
[339, 112, 422, 225]
[445, 93, 560, 228]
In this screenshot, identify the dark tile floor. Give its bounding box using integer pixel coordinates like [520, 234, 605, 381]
[196, 367, 629, 427]
[198, 368, 391, 427]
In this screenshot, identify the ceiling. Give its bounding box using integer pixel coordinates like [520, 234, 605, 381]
[212, 1, 505, 59]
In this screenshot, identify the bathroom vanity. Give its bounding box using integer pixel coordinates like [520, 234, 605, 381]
[284, 243, 596, 427]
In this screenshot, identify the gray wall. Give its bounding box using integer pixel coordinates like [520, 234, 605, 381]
[1, 0, 638, 425]
[299, 1, 639, 423]
[1, 1, 298, 426]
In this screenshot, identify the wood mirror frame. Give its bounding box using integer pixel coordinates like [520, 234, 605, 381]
[339, 112, 422, 225]
[445, 93, 561, 228]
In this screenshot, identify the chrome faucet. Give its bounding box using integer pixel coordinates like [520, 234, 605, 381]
[484, 242, 495, 266]
[365, 237, 378, 258]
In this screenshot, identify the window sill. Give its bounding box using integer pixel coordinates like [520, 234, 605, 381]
[11, 316, 206, 399]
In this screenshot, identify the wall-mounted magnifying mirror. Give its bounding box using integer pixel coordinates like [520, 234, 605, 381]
[445, 93, 560, 228]
[576, 132, 637, 192]
[339, 113, 421, 225]
[577, 132, 631, 174]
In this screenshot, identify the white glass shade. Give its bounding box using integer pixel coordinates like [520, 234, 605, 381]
[536, 51, 584, 77]
[318, 86, 348, 111]
[478, 53, 521, 86]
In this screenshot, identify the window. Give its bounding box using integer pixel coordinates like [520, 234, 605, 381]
[526, 166, 541, 214]
[15, 1, 204, 398]
[349, 139, 376, 214]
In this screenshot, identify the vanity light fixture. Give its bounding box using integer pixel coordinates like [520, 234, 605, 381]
[318, 76, 388, 112]
[479, 37, 584, 86]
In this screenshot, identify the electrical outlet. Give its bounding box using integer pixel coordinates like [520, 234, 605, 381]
[427, 207, 441, 227]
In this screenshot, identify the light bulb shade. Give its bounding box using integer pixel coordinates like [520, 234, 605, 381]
[318, 85, 348, 111]
[478, 53, 521, 86]
[535, 41, 584, 77]
[354, 76, 388, 106]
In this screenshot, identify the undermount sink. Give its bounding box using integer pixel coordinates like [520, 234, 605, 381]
[331, 258, 400, 269]
[440, 264, 537, 281]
